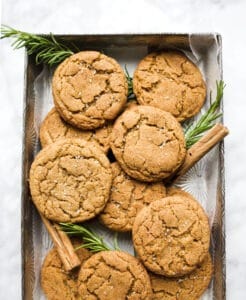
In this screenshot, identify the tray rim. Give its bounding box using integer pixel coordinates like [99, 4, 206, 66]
[25, 32, 222, 37]
[21, 32, 225, 300]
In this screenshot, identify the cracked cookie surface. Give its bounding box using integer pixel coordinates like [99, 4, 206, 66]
[41, 239, 91, 300]
[78, 251, 153, 300]
[133, 51, 206, 122]
[150, 254, 213, 300]
[52, 51, 128, 130]
[99, 162, 167, 232]
[29, 138, 112, 222]
[40, 107, 112, 153]
[110, 105, 186, 182]
[132, 196, 210, 276]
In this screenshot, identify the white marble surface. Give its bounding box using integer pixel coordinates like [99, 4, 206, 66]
[1, 0, 246, 299]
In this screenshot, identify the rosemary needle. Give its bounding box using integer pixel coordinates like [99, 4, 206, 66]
[60, 223, 120, 253]
[184, 80, 225, 148]
[1, 24, 74, 66]
[113, 232, 120, 251]
[125, 65, 135, 99]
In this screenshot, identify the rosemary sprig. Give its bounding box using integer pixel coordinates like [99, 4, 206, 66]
[60, 223, 119, 253]
[125, 65, 134, 99]
[1, 25, 74, 66]
[184, 80, 225, 148]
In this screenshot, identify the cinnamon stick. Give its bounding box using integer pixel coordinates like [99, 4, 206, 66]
[40, 214, 81, 271]
[172, 123, 229, 183]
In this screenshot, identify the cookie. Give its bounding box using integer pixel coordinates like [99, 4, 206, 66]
[132, 196, 210, 276]
[41, 239, 91, 300]
[29, 138, 112, 222]
[150, 254, 213, 300]
[99, 162, 167, 232]
[77, 251, 153, 299]
[40, 107, 112, 153]
[133, 51, 206, 122]
[110, 105, 186, 182]
[52, 51, 128, 130]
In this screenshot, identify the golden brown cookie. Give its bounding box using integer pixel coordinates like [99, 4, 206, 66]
[99, 162, 167, 232]
[40, 107, 112, 153]
[150, 254, 213, 300]
[110, 105, 186, 182]
[29, 138, 112, 222]
[132, 196, 210, 277]
[78, 251, 153, 299]
[133, 51, 206, 122]
[52, 51, 128, 130]
[41, 240, 92, 300]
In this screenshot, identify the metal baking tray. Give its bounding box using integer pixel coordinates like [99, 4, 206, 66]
[21, 33, 225, 300]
